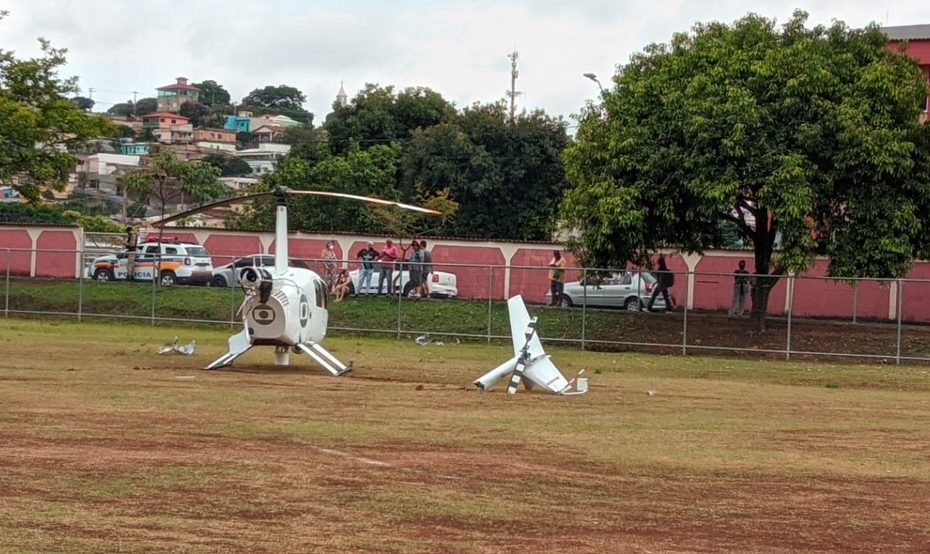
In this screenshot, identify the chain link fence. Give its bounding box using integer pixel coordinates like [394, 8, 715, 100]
[4, 246, 930, 363]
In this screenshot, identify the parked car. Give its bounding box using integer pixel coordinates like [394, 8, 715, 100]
[348, 267, 458, 298]
[86, 240, 214, 286]
[546, 271, 674, 310]
[211, 255, 308, 287]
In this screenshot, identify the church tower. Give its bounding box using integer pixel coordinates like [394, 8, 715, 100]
[335, 81, 348, 108]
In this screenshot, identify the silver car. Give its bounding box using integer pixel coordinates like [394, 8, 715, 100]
[548, 271, 674, 310]
[211, 255, 308, 287]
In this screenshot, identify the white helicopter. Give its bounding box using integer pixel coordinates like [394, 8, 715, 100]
[474, 295, 588, 395]
[154, 187, 440, 375]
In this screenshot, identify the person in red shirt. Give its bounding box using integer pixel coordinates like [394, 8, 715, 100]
[377, 239, 398, 295]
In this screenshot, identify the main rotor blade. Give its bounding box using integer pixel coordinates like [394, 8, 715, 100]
[287, 190, 442, 215]
[152, 192, 273, 227]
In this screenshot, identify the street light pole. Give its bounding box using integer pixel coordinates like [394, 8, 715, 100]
[583, 72, 604, 93]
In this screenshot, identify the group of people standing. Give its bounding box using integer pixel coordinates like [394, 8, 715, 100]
[322, 238, 433, 301]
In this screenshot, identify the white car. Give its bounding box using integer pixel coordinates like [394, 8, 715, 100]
[87, 240, 214, 286]
[348, 267, 458, 298]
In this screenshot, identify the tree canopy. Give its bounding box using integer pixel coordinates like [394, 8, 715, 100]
[229, 85, 569, 241]
[192, 79, 230, 107]
[123, 150, 225, 218]
[562, 11, 930, 325]
[242, 84, 312, 123]
[0, 12, 113, 202]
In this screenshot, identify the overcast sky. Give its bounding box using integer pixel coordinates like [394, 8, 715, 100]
[2, 1, 926, 123]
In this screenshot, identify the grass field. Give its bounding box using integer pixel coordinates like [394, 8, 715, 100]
[2, 318, 930, 552]
[7, 277, 930, 360]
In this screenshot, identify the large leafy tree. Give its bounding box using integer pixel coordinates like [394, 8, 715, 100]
[242, 84, 312, 123]
[192, 79, 230, 107]
[0, 12, 113, 202]
[123, 149, 225, 219]
[563, 11, 930, 328]
[202, 154, 252, 177]
[134, 97, 158, 116]
[403, 102, 570, 240]
[324, 84, 455, 155]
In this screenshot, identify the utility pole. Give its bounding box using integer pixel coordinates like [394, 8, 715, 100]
[88, 87, 95, 100]
[506, 50, 522, 123]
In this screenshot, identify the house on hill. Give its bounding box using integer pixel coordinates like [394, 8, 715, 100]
[156, 77, 200, 113]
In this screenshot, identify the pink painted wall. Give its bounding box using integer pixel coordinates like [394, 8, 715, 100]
[902, 262, 930, 323]
[0, 229, 32, 276]
[693, 255, 787, 314]
[204, 234, 263, 267]
[35, 231, 78, 278]
[509, 249, 579, 303]
[790, 260, 891, 320]
[431, 245, 506, 300]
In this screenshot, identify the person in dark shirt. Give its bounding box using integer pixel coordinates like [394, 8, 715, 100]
[356, 241, 380, 295]
[729, 259, 750, 318]
[647, 255, 676, 312]
[418, 239, 433, 298]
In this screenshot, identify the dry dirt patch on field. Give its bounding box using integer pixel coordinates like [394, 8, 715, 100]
[1, 319, 929, 552]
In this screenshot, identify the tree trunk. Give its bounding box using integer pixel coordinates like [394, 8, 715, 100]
[750, 275, 778, 332]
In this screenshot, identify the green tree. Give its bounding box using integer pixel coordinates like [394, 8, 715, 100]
[122, 150, 225, 220]
[179, 101, 211, 127]
[244, 84, 306, 110]
[70, 96, 94, 111]
[133, 97, 157, 116]
[563, 12, 930, 328]
[324, 84, 455, 155]
[402, 102, 569, 240]
[202, 154, 253, 177]
[0, 12, 114, 202]
[107, 101, 134, 116]
[192, 79, 230, 107]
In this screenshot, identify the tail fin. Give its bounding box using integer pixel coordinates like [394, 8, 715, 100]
[507, 296, 546, 360]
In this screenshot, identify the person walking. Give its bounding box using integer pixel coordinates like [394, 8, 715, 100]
[418, 239, 433, 298]
[377, 239, 398, 295]
[729, 259, 751, 318]
[548, 250, 566, 306]
[356, 241, 379, 295]
[647, 255, 676, 312]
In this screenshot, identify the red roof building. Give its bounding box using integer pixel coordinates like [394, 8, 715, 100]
[156, 77, 201, 113]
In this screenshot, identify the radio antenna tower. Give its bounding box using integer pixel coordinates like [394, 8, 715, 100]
[506, 50, 522, 123]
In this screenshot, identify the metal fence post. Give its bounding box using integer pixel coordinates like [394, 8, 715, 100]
[682, 270, 689, 355]
[852, 284, 859, 324]
[150, 272, 157, 326]
[785, 275, 795, 360]
[77, 247, 84, 323]
[896, 279, 904, 365]
[4, 249, 9, 318]
[581, 268, 587, 351]
[486, 265, 494, 343]
[229, 280, 237, 328]
[396, 275, 403, 339]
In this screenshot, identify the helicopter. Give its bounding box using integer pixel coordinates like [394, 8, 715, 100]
[153, 186, 440, 375]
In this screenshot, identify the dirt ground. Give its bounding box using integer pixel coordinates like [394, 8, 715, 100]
[2, 320, 930, 553]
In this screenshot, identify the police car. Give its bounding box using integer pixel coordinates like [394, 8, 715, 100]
[87, 239, 214, 286]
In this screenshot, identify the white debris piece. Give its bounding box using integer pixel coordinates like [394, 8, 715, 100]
[415, 335, 431, 346]
[158, 337, 197, 356]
